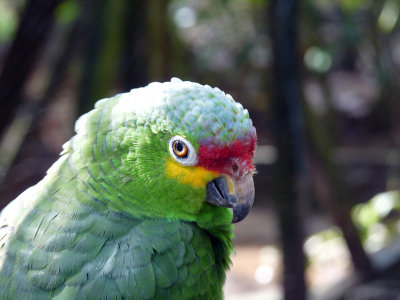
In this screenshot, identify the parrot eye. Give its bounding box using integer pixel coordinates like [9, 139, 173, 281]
[169, 136, 197, 166]
[172, 140, 188, 157]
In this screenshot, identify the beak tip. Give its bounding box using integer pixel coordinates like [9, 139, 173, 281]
[231, 202, 253, 223]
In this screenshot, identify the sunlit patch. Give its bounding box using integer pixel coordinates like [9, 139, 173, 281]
[254, 265, 275, 285]
[165, 158, 219, 188]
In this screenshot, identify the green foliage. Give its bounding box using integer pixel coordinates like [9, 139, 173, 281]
[339, 0, 367, 13]
[55, 0, 79, 26]
[352, 191, 400, 252]
[0, 1, 18, 42]
[377, 0, 399, 33]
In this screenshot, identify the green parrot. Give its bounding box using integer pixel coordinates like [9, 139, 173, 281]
[0, 78, 256, 299]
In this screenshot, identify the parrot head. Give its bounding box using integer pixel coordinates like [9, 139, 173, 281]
[71, 78, 256, 229]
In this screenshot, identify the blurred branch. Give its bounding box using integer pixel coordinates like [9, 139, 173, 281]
[305, 103, 375, 280]
[269, 0, 307, 299]
[0, 0, 65, 140]
[121, 0, 149, 90]
[77, 0, 127, 115]
[0, 18, 80, 207]
[147, 0, 175, 81]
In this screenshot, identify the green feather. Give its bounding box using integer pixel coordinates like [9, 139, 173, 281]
[152, 252, 178, 288]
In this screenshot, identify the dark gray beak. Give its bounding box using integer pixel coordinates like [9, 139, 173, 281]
[205, 174, 255, 223]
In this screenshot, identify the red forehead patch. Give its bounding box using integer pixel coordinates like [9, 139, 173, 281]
[197, 136, 256, 175]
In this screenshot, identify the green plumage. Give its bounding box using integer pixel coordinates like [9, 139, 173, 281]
[0, 79, 255, 299]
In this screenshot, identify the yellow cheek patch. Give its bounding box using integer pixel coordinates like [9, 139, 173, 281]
[165, 159, 220, 188]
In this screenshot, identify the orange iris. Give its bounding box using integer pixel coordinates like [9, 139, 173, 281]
[172, 140, 188, 157]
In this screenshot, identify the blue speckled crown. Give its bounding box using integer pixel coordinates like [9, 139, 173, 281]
[69, 78, 256, 151]
[107, 78, 255, 146]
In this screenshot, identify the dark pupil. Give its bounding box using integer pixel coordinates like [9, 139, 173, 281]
[175, 141, 184, 152]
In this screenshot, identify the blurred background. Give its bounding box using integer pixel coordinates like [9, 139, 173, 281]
[1, 0, 400, 299]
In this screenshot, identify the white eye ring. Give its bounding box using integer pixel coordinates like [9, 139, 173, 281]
[168, 136, 198, 166]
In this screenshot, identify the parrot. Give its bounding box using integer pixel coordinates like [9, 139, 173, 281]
[0, 78, 256, 299]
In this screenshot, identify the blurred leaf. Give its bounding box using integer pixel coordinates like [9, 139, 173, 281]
[352, 191, 400, 252]
[304, 227, 345, 259]
[339, 0, 365, 12]
[304, 46, 332, 73]
[353, 203, 380, 228]
[246, 0, 269, 4]
[371, 191, 399, 217]
[55, 0, 79, 26]
[378, 0, 399, 33]
[0, 1, 18, 42]
[364, 222, 390, 252]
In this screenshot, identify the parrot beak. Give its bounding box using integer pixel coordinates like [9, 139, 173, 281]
[205, 173, 255, 223]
